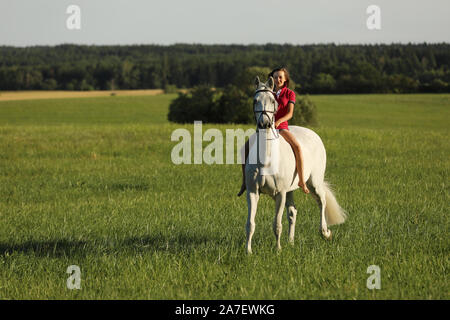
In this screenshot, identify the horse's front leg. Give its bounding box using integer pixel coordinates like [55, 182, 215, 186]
[273, 191, 286, 250]
[246, 190, 259, 254]
[285, 191, 297, 245]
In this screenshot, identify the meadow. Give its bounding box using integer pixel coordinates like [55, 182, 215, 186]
[0, 93, 448, 299]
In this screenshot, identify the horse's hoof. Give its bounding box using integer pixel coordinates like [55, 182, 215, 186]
[321, 228, 332, 240]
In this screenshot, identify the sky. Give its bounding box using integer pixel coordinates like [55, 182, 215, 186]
[1, 0, 449, 47]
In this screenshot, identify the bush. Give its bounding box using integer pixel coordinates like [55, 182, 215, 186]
[79, 79, 94, 91]
[168, 85, 217, 123]
[290, 93, 319, 127]
[311, 73, 336, 93]
[216, 85, 253, 124]
[388, 74, 419, 93]
[164, 84, 179, 94]
[169, 84, 253, 124]
[429, 79, 448, 93]
[41, 79, 58, 90]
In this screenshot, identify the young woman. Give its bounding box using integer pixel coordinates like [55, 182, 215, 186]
[237, 67, 310, 196]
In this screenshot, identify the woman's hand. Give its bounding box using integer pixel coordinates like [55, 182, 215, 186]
[274, 120, 281, 128]
[274, 103, 294, 128]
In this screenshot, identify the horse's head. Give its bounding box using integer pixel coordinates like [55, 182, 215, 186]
[253, 76, 278, 130]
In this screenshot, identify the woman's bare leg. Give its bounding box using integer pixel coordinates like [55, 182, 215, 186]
[279, 129, 310, 194]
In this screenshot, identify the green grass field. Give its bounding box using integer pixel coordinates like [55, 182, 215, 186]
[0, 93, 448, 299]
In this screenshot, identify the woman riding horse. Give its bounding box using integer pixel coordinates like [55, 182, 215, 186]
[238, 67, 310, 196]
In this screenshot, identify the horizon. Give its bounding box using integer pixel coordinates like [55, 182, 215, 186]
[2, 41, 450, 49]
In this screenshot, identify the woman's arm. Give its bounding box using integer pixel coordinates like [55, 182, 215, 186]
[275, 102, 294, 128]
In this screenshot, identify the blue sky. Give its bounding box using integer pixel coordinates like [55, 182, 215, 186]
[1, 0, 449, 46]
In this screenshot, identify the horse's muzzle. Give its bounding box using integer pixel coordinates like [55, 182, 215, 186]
[257, 113, 272, 129]
[257, 121, 271, 129]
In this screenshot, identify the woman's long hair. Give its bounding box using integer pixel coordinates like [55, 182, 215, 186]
[269, 67, 291, 88]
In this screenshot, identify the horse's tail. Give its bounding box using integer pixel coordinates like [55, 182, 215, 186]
[323, 181, 347, 226]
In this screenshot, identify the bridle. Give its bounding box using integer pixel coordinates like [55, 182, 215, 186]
[253, 88, 279, 139]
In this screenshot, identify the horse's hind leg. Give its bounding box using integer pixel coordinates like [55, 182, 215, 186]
[273, 192, 286, 250]
[285, 191, 297, 245]
[246, 191, 259, 254]
[308, 180, 332, 240]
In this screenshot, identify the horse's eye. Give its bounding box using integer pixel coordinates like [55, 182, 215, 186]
[253, 99, 257, 105]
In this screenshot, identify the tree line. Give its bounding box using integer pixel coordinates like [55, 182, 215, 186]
[0, 43, 448, 93]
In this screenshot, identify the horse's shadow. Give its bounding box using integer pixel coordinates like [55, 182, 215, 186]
[0, 239, 89, 258]
[0, 232, 230, 258]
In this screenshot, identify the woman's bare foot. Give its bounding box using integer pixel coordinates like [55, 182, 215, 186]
[237, 183, 246, 197]
[299, 182, 310, 194]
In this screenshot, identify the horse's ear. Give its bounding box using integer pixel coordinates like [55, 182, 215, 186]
[267, 76, 275, 91]
[254, 76, 260, 88]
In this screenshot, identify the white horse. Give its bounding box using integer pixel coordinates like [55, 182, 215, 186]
[243, 76, 347, 254]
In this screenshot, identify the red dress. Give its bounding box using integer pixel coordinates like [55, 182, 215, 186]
[274, 86, 296, 130]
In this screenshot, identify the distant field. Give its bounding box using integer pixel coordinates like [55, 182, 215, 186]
[0, 94, 176, 125]
[0, 89, 164, 101]
[0, 93, 448, 299]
